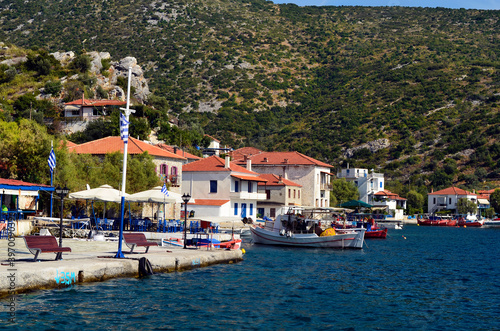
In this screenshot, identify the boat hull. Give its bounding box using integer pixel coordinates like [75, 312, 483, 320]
[250, 226, 365, 249]
[365, 228, 388, 239]
[418, 219, 457, 226]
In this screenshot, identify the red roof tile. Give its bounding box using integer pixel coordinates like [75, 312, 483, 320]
[183, 155, 258, 175]
[235, 151, 333, 168]
[68, 136, 186, 160]
[257, 173, 302, 187]
[0, 178, 51, 188]
[230, 147, 263, 160]
[156, 144, 202, 160]
[428, 186, 476, 196]
[65, 99, 126, 107]
[231, 174, 268, 182]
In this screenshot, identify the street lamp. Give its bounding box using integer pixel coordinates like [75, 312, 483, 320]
[55, 185, 69, 260]
[182, 193, 191, 249]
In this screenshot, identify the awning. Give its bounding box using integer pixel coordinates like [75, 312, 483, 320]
[478, 198, 490, 205]
[321, 171, 335, 176]
[231, 174, 268, 182]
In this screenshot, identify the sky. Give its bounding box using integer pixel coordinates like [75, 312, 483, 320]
[271, 0, 500, 10]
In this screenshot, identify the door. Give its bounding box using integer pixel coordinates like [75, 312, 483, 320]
[241, 203, 247, 218]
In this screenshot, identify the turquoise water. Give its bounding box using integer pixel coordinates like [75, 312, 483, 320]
[2, 225, 500, 330]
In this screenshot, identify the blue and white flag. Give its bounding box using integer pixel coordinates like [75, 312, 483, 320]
[161, 184, 169, 196]
[120, 112, 129, 143]
[48, 148, 56, 173]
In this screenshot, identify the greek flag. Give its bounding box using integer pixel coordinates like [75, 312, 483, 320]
[48, 148, 56, 172]
[161, 184, 169, 196]
[120, 112, 129, 143]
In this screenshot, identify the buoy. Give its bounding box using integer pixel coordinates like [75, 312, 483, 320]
[402, 235, 406, 239]
[242, 248, 246, 254]
[464, 225, 467, 228]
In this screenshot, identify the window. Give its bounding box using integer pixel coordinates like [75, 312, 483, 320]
[266, 190, 271, 200]
[235, 181, 239, 192]
[171, 166, 178, 175]
[288, 189, 291, 198]
[250, 203, 253, 215]
[210, 180, 217, 193]
[293, 189, 296, 199]
[433, 198, 436, 204]
[380, 182, 383, 188]
[298, 191, 300, 199]
[234, 203, 238, 216]
[248, 182, 252, 193]
[449, 198, 452, 204]
[160, 164, 168, 175]
[270, 208, 276, 218]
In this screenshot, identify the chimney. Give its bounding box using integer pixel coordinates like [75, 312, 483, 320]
[225, 155, 231, 169]
[263, 157, 268, 163]
[246, 158, 252, 171]
[278, 175, 283, 183]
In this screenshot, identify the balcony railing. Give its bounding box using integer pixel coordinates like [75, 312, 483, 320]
[229, 191, 267, 200]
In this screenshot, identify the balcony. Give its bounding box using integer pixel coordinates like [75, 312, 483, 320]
[230, 191, 267, 200]
[321, 183, 332, 190]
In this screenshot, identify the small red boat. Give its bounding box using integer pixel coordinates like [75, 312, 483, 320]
[457, 218, 484, 227]
[364, 227, 388, 238]
[418, 216, 456, 226]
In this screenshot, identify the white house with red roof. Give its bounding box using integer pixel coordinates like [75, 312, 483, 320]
[256, 173, 302, 218]
[337, 167, 385, 204]
[182, 155, 268, 220]
[156, 144, 202, 164]
[427, 186, 477, 214]
[372, 190, 407, 219]
[234, 151, 334, 208]
[64, 98, 126, 119]
[68, 136, 186, 188]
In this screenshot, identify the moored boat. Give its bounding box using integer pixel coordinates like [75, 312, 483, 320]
[417, 215, 456, 226]
[457, 218, 484, 227]
[250, 210, 365, 249]
[483, 218, 500, 227]
[364, 227, 388, 238]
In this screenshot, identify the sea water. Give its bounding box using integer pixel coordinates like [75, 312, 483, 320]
[2, 225, 499, 330]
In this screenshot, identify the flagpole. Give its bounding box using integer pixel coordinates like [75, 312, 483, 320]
[49, 141, 54, 217]
[116, 67, 135, 259]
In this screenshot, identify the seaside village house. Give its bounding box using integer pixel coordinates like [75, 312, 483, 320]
[256, 174, 302, 218]
[336, 167, 406, 219]
[427, 186, 478, 216]
[0, 179, 54, 236]
[64, 98, 127, 120]
[68, 137, 187, 219]
[233, 150, 334, 209]
[181, 155, 268, 223]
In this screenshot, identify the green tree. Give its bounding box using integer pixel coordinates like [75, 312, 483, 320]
[490, 189, 500, 214]
[457, 198, 477, 215]
[330, 178, 359, 207]
[407, 190, 424, 214]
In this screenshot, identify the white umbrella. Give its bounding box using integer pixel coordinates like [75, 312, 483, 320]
[69, 184, 129, 203]
[126, 186, 184, 204]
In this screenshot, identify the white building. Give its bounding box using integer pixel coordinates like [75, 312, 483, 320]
[234, 151, 334, 208]
[182, 155, 268, 220]
[256, 173, 302, 219]
[427, 186, 477, 214]
[337, 167, 385, 204]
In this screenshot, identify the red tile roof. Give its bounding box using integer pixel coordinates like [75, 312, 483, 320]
[68, 136, 186, 160]
[257, 173, 302, 187]
[231, 174, 268, 182]
[428, 186, 476, 196]
[191, 199, 230, 206]
[65, 99, 126, 107]
[235, 151, 333, 168]
[59, 140, 77, 149]
[230, 147, 263, 160]
[0, 178, 51, 188]
[373, 190, 406, 200]
[183, 155, 258, 175]
[156, 144, 202, 160]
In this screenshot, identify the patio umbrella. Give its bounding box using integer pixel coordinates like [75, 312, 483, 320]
[69, 184, 130, 226]
[69, 184, 129, 203]
[126, 186, 184, 204]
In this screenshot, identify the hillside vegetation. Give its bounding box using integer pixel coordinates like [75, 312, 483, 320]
[0, 0, 499, 196]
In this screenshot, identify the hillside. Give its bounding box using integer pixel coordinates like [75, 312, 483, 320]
[0, 0, 499, 193]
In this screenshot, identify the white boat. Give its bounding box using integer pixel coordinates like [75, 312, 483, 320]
[483, 218, 500, 227]
[250, 210, 365, 249]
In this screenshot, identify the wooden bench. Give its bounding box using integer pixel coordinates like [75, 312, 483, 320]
[23, 235, 72, 261]
[123, 233, 158, 253]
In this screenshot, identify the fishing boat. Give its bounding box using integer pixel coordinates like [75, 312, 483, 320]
[457, 217, 484, 228]
[249, 210, 365, 249]
[483, 218, 500, 227]
[417, 215, 457, 226]
[364, 227, 388, 238]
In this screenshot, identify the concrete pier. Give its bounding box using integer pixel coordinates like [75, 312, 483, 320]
[0, 237, 243, 299]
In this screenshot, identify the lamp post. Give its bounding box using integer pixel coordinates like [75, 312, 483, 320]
[182, 193, 191, 249]
[55, 185, 69, 260]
